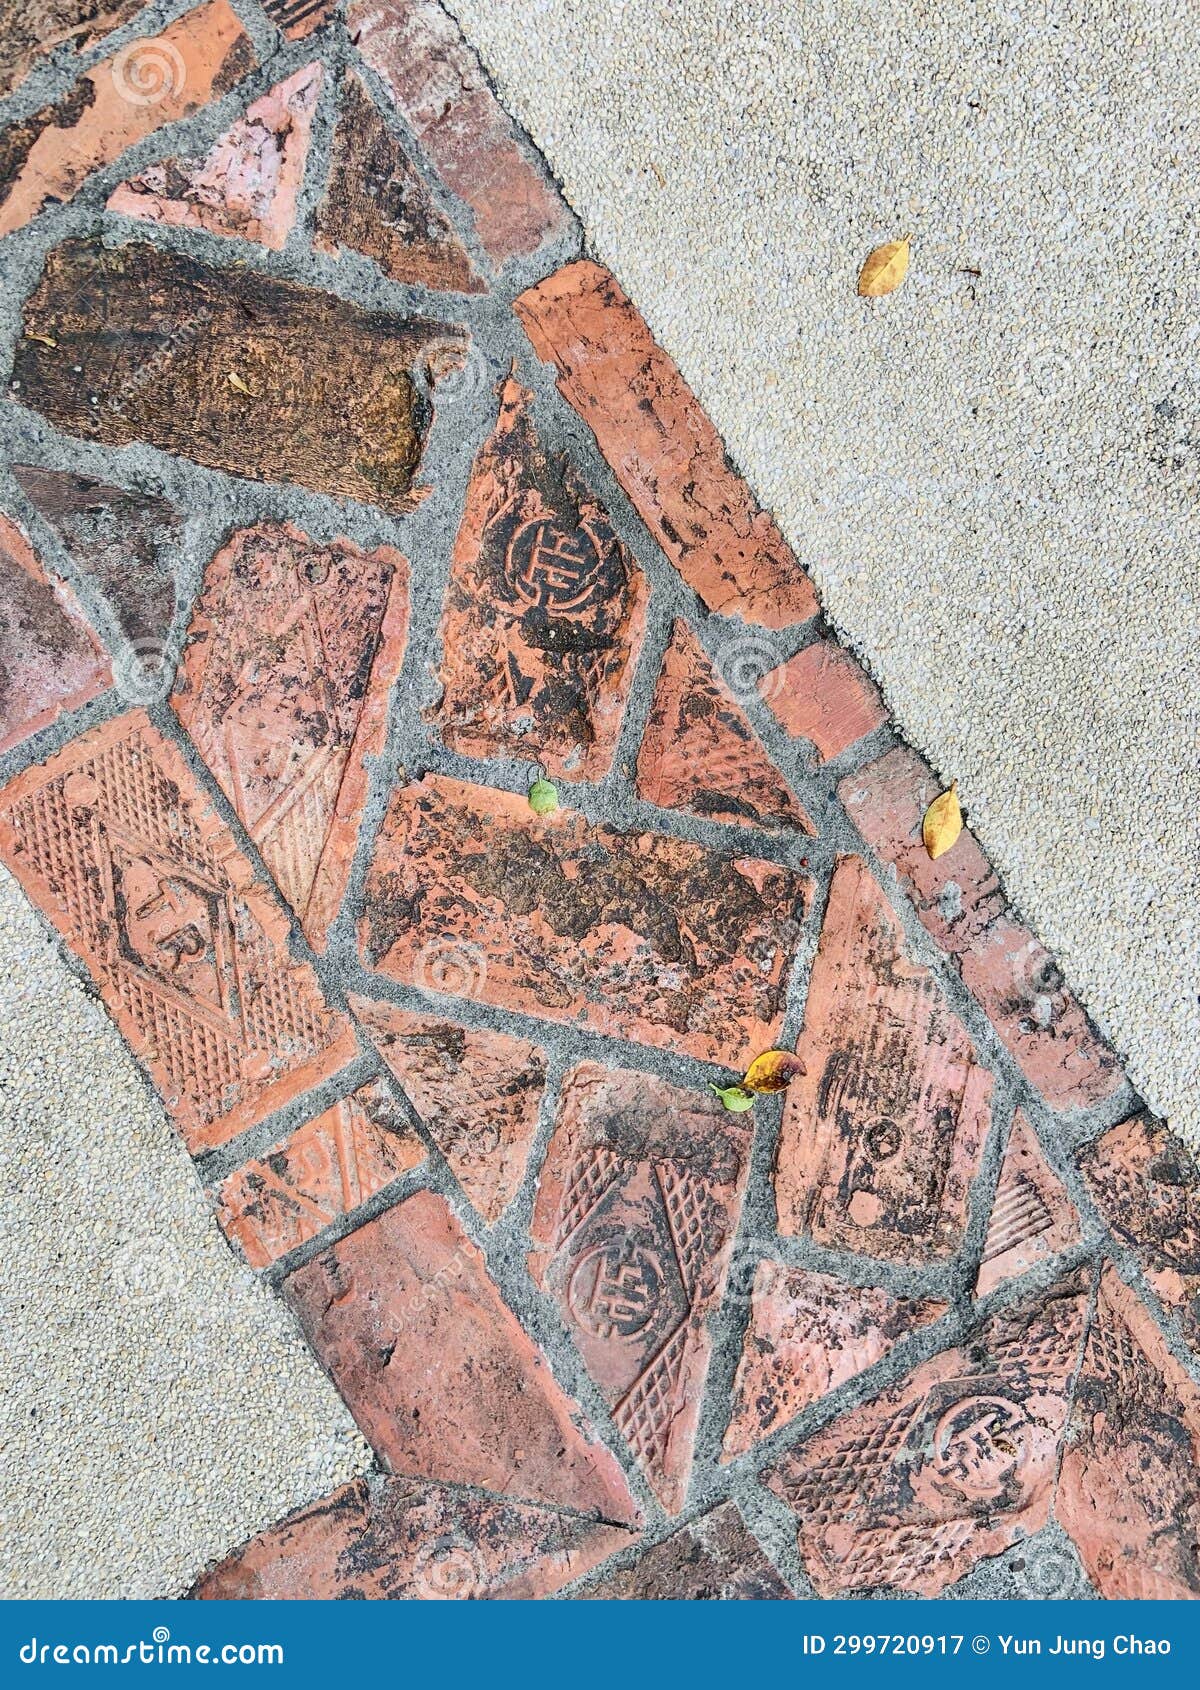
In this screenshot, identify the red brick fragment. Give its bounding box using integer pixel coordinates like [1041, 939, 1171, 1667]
[107, 62, 322, 250]
[431, 376, 647, 780]
[765, 1270, 1089, 1596]
[0, 512, 109, 754]
[0, 0, 256, 237]
[569, 1502, 790, 1600]
[315, 71, 484, 292]
[775, 854, 992, 1262]
[529, 1063, 752, 1513]
[215, 1079, 424, 1268]
[0, 2, 144, 101]
[723, 1265, 947, 1460]
[760, 637, 887, 763]
[636, 620, 814, 832]
[261, 0, 336, 37]
[359, 774, 808, 1069]
[1057, 1267, 1200, 1599]
[192, 1474, 631, 1599]
[172, 524, 408, 951]
[0, 711, 356, 1153]
[348, 0, 570, 266]
[1078, 1113, 1200, 1351]
[976, 1112, 1080, 1297]
[284, 1188, 638, 1522]
[515, 262, 818, 630]
[351, 993, 543, 1225]
[838, 746, 1122, 1111]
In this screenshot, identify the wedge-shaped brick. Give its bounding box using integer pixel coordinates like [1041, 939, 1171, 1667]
[14, 241, 464, 516]
[0, 512, 109, 754]
[192, 1474, 631, 1599]
[722, 1265, 946, 1460]
[359, 775, 808, 1068]
[569, 1503, 789, 1600]
[839, 746, 1122, 1111]
[284, 1188, 638, 1522]
[764, 1270, 1089, 1596]
[315, 71, 484, 292]
[432, 376, 647, 780]
[1078, 1114, 1200, 1353]
[0, 1, 144, 101]
[0, 0, 256, 236]
[1057, 1267, 1200, 1599]
[775, 855, 992, 1262]
[976, 1112, 1080, 1297]
[215, 1079, 425, 1268]
[529, 1063, 752, 1514]
[516, 262, 818, 630]
[352, 993, 543, 1225]
[107, 62, 323, 250]
[760, 637, 887, 763]
[636, 620, 813, 832]
[173, 523, 409, 950]
[348, 0, 571, 266]
[0, 711, 356, 1153]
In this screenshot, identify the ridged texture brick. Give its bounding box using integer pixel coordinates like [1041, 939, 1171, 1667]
[976, 1112, 1080, 1297]
[760, 637, 887, 762]
[283, 1189, 639, 1522]
[515, 261, 818, 629]
[569, 1503, 790, 1600]
[775, 854, 992, 1262]
[261, 0, 336, 37]
[359, 774, 808, 1069]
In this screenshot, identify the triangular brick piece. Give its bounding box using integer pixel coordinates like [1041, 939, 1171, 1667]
[351, 994, 544, 1225]
[283, 1190, 639, 1524]
[775, 854, 993, 1263]
[722, 1265, 946, 1460]
[173, 523, 408, 951]
[12, 464, 178, 649]
[315, 71, 484, 292]
[976, 1111, 1081, 1296]
[106, 61, 322, 251]
[636, 620, 814, 832]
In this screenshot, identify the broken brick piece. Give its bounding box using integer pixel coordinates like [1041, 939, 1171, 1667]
[515, 262, 818, 630]
[1057, 1266, 1200, 1599]
[351, 993, 543, 1225]
[431, 376, 647, 780]
[315, 70, 484, 292]
[359, 774, 808, 1069]
[11, 465, 179, 651]
[107, 62, 322, 250]
[775, 854, 992, 1263]
[283, 1188, 638, 1522]
[191, 1474, 631, 1599]
[636, 619, 813, 831]
[976, 1112, 1081, 1297]
[0, 1, 144, 101]
[722, 1265, 947, 1460]
[261, 0, 336, 37]
[0, 512, 109, 754]
[838, 745, 1122, 1111]
[529, 1063, 753, 1514]
[14, 240, 464, 517]
[764, 1270, 1089, 1596]
[0, 711, 356, 1153]
[215, 1079, 425, 1268]
[348, 0, 571, 266]
[0, 0, 256, 236]
[760, 637, 887, 763]
[172, 523, 409, 950]
[1078, 1114, 1200, 1352]
[569, 1503, 790, 1600]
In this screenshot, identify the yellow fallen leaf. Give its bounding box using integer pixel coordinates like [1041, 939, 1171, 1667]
[857, 234, 911, 297]
[922, 780, 962, 859]
[26, 331, 57, 348]
[742, 1049, 806, 1094]
[226, 371, 256, 396]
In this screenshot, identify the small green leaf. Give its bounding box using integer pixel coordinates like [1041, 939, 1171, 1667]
[709, 1083, 756, 1113]
[528, 777, 559, 816]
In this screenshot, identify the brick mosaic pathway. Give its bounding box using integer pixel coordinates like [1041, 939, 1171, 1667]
[1, 0, 1197, 1603]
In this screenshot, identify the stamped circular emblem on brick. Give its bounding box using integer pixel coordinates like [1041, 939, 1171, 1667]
[931, 1395, 1028, 1500]
[568, 1241, 663, 1339]
[505, 517, 606, 613]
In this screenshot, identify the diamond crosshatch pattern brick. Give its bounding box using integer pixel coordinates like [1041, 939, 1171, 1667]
[0, 0, 1192, 1603]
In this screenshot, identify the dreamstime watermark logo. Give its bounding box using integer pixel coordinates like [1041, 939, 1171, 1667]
[411, 1536, 488, 1600]
[113, 636, 179, 704]
[420, 337, 491, 407]
[722, 1234, 773, 1307]
[111, 1237, 186, 1304]
[111, 39, 186, 108]
[718, 632, 783, 705]
[413, 937, 488, 999]
[1013, 1536, 1087, 1599]
[1020, 340, 1082, 402]
[718, 34, 781, 112]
